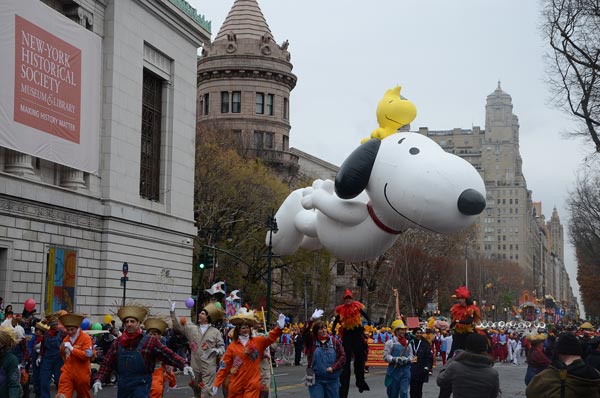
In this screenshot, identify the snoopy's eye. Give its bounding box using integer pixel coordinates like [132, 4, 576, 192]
[398, 138, 406, 144]
[409, 147, 420, 155]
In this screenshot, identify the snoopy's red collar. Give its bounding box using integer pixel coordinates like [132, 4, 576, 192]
[367, 202, 403, 235]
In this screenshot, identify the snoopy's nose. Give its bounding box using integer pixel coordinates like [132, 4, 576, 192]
[457, 189, 486, 215]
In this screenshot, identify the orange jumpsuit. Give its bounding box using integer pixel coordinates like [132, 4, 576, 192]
[150, 363, 177, 398]
[57, 331, 95, 398]
[214, 327, 282, 398]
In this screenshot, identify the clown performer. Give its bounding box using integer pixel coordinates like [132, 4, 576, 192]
[56, 313, 95, 398]
[169, 300, 225, 398]
[38, 313, 65, 398]
[331, 288, 371, 397]
[144, 318, 177, 398]
[383, 319, 413, 398]
[448, 286, 481, 359]
[92, 305, 194, 398]
[0, 326, 20, 398]
[211, 308, 286, 398]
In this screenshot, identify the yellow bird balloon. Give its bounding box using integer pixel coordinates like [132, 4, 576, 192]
[361, 85, 417, 143]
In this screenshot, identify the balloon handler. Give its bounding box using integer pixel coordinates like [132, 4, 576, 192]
[331, 288, 372, 397]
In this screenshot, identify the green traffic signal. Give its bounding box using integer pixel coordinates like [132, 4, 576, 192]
[199, 262, 205, 269]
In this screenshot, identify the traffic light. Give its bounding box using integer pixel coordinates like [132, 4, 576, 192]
[198, 261, 205, 270]
[198, 249, 213, 270]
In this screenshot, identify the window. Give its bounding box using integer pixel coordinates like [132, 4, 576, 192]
[264, 132, 274, 149]
[140, 69, 163, 201]
[221, 92, 230, 113]
[283, 136, 289, 151]
[336, 261, 345, 276]
[256, 93, 265, 114]
[199, 93, 209, 116]
[283, 97, 289, 120]
[266, 94, 274, 116]
[232, 91, 241, 113]
[254, 131, 264, 149]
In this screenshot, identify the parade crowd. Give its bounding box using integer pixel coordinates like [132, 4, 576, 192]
[1, 287, 600, 398]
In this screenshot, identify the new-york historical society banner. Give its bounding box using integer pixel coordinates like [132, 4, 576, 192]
[0, 0, 101, 173]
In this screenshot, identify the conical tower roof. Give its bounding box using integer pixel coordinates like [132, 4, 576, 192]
[215, 0, 273, 42]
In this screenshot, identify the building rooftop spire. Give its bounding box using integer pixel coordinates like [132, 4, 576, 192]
[214, 0, 273, 42]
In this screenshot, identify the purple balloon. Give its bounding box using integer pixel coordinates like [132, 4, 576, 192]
[185, 297, 195, 309]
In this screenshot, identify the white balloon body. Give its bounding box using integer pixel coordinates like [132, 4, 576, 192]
[268, 132, 486, 261]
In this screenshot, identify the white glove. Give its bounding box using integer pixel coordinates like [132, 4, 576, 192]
[168, 299, 176, 312]
[93, 381, 102, 394]
[211, 386, 219, 396]
[64, 342, 73, 352]
[311, 309, 324, 320]
[85, 348, 93, 358]
[277, 314, 286, 329]
[36, 357, 41, 367]
[183, 365, 194, 378]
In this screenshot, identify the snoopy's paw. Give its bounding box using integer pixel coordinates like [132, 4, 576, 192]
[311, 179, 325, 190]
[302, 187, 315, 197]
[301, 194, 314, 210]
[320, 179, 335, 194]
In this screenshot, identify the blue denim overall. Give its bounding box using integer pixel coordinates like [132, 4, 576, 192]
[40, 333, 63, 398]
[309, 337, 341, 398]
[385, 341, 410, 398]
[116, 335, 152, 398]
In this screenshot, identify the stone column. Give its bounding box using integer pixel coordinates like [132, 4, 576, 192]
[60, 166, 86, 190]
[4, 149, 34, 176]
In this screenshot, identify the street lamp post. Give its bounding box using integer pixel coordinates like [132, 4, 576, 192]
[491, 304, 496, 322]
[504, 307, 508, 322]
[266, 211, 278, 326]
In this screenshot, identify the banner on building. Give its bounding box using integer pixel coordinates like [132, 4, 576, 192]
[0, 0, 101, 173]
[45, 247, 77, 314]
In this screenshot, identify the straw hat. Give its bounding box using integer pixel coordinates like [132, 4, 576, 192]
[202, 302, 225, 322]
[34, 322, 50, 333]
[580, 322, 594, 330]
[117, 306, 148, 322]
[0, 326, 17, 351]
[144, 318, 168, 334]
[59, 313, 84, 328]
[229, 308, 259, 327]
[391, 319, 408, 331]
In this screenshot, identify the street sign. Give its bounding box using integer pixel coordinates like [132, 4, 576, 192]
[122, 262, 128, 276]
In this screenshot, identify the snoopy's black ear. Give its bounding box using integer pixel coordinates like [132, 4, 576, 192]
[335, 139, 381, 199]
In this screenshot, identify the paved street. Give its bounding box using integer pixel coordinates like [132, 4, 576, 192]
[92, 356, 529, 397]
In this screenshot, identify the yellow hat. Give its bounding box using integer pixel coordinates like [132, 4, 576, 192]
[117, 306, 148, 322]
[59, 313, 84, 328]
[202, 302, 225, 322]
[229, 308, 259, 327]
[144, 318, 168, 334]
[580, 322, 594, 330]
[34, 322, 50, 333]
[391, 319, 407, 331]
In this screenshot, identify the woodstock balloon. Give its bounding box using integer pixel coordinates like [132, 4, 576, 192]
[361, 85, 417, 143]
[267, 87, 485, 261]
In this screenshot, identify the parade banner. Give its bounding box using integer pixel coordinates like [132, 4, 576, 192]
[45, 247, 77, 314]
[0, 0, 101, 173]
[365, 343, 387, 367]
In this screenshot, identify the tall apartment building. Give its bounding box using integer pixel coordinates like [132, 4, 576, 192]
[0, 0, 209, 318]
[196, 0, 299, 179]
[420, 83, 575, 304]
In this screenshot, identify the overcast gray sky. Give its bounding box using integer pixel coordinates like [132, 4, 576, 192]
[189, 0, 590, 314]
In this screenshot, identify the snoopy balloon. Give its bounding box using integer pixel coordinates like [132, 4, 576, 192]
[268, 86, 486, 262]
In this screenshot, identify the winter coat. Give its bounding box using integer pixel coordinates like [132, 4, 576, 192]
[410, 337, 433, 383]
[586, 350, 600, 373]
[526, 359, 600, 398]
[436, 351, 499, 398]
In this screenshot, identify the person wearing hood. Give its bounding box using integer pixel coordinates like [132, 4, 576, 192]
[526, 332, 600, 398]
[436, 332, 499, 398]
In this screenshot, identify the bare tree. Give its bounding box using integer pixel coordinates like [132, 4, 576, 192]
[568, 171, 600, 317]
[542, 0, 600, 153]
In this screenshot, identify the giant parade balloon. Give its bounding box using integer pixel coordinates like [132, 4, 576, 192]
[267, 85, 486, 262]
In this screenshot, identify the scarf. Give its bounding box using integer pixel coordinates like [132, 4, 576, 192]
[119, 329, 143, 348]
[317, 333, 331, 344]
[239, 335, 249, 347]
[397, 336, 408, 346]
